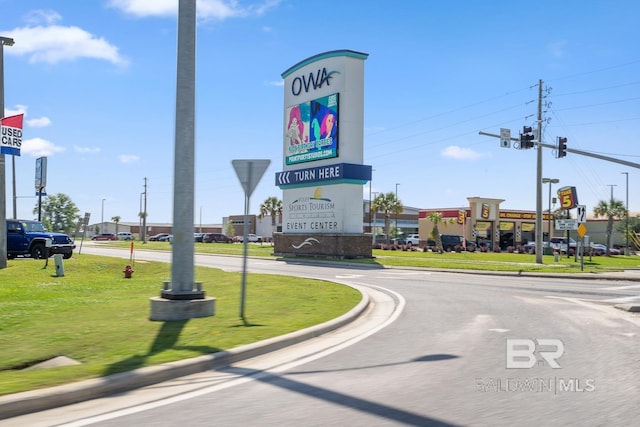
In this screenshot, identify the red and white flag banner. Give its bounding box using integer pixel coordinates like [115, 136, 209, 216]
[1, 114, 24, 156]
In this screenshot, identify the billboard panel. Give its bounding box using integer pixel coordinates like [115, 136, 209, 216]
[285, 93, 339, 165]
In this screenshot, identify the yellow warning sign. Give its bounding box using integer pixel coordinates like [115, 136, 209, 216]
[577, 223, 587, 238]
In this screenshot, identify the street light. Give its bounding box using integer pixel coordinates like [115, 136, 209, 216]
[0, 36, 15, 269]
[101, 198, 106, 234]
[139, 192, 144, 240]
[371, 191, 379, 245]
[542, 178, 559, 242]
[622, 172, 629, 255]
[607, 184, 617, 248]
[395, 183, 400, 238]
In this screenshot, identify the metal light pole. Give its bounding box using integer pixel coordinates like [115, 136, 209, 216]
[607, 184, 617, 248]
[395, 183, 400, 238]
[622, 172, 629, 255]
[542, 178, 559, 242]
[371, 191, 378, 245]
[139, 192, 143, 240]
[101, 198, 106, 234]
[608, 184, 617, 202]
[0, 36, 15, 269]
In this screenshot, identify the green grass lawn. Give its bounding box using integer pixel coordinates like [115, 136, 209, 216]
[367, 247, 640, 273]
[0, 254, 360, 396]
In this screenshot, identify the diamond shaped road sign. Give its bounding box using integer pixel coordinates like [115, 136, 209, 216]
[232, 159, 271, 198]
[577, 223, 587, 238]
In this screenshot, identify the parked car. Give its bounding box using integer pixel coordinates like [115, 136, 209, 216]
[158, 234, 173, 242]
[194, 233, 206, 242]
[550, 237, 577, 254]
[117, 232, 133, 240]
[440, 234, 465, 252]
[463, 240, 477, 252]
[91, 233, 117, 241]
[149, 233, 170, 241]
[523, 241, 549, 254]
[236, 233, 262, 243]
[391, 237, 407, 245]
[406, 234, 420, 246]
[590, 243, 621, 256]
[204, 233, 232, 243]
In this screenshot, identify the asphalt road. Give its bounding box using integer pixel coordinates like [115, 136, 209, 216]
[5, 246, 640, 426]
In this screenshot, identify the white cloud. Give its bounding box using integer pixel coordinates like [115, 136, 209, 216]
[5, 25, 128, 66]
[107, 0, 280, 20]
[74, 146, 101, 154]
[441, 145, 485, 160]
[119, 154, 139, 163]
[24, 9, 62, 25]
[21, 138, 66, 157]
[4, 105, 27, 117]
[27, 117, 51, 128]
[548, 40, 567, 59]
[266, 80, 283, 87]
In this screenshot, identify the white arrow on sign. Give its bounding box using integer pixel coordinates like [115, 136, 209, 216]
[577, 205, 586, 223]
[277, 171, 291, 185]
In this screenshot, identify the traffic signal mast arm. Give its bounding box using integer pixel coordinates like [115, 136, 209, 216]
[478, 131, 640, 169]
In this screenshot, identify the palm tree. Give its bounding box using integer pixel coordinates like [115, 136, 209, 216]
[593, 198, 627, 256]
[111, 216, 121, 235]
[258, 196, 283, 240]
[372, 192, 403, 244]
[425, 212, 456, 252]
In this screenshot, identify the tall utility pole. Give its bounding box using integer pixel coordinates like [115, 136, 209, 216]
[0, 36, 15, 269]
[608, 184, 617, 201]
[535, 79, 544, 264]
[142, 177, 148, 243]
[395, 183, 400, 238]
[622, 172, 629, 255]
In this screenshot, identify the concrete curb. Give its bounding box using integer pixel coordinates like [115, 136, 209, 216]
[0, 290, 370, 420]
[614, 303, 640, 312]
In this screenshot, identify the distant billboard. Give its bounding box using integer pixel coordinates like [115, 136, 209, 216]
[285, 93, 339, 165]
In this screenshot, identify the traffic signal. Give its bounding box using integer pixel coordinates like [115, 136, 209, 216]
[519, 126, 535, 149]
[557, 137, 567, 158]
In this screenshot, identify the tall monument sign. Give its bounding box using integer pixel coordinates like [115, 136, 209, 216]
[273, 50, 372, 258]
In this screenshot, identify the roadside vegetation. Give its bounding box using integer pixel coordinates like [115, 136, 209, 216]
[0, 255, 360, 396]
[85, 239, 640, 273]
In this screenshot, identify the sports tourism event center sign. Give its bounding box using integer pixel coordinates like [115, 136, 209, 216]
[273, 50, 372, 257]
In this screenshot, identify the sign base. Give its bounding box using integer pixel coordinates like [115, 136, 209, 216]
[273, 233, 373, 259]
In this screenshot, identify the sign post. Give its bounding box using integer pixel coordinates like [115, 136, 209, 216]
[232, 159, 270, 320]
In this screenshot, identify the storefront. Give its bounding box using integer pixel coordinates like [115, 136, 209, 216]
[419, 197, 553, 250]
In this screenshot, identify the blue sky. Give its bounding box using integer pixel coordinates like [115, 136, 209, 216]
[1, 0, 639, 226]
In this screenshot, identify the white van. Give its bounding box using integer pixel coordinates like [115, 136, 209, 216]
[117, 232, 133, 240]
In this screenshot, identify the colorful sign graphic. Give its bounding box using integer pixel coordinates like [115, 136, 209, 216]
[557, 186, 579, 210]
[1, 114, 24, 156]
[285, 93, 339, 165]
[480, 203, 491, 219]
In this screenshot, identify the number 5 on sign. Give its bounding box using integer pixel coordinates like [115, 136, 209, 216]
[557, 186, 579, 209]
[577, 205, 586, 223]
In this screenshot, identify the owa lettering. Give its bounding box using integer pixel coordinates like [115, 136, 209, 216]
[291, 68, 339, 96]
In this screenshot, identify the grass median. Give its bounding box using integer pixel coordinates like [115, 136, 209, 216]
[99, 240, 640, 273]
[0, 254, 361, 396]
